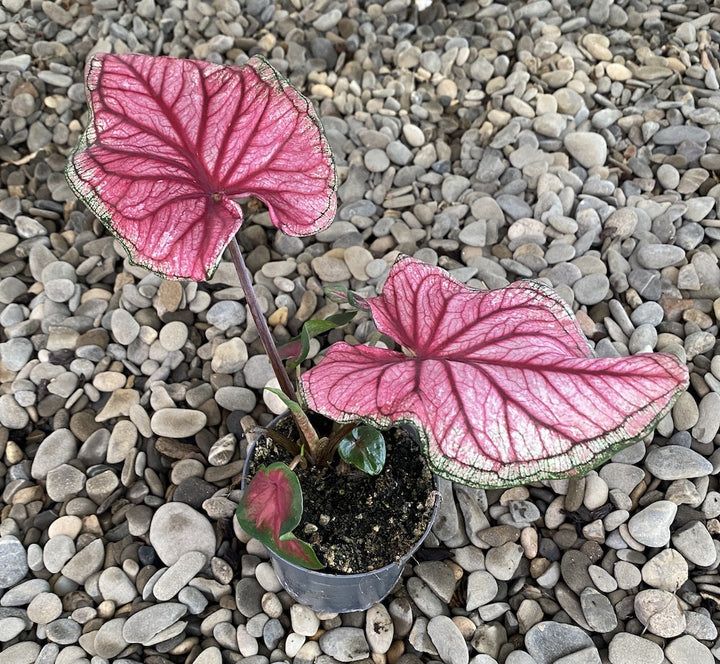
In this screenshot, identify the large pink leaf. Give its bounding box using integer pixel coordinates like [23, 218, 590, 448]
[299, 256, 689, 488]
[236, 463, 322, 569]
[65, 53, 336, 281]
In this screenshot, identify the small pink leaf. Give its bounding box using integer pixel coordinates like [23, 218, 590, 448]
[236, 463, 322, 569]
[300, 256, 690, 488]
[65, 53, 336, 281]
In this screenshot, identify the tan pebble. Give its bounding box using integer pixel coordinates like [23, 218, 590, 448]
[81, 287, 112, 303]
[499, 486, 529, 505]
[682, 308, 713, 329]
[436, 78, 457, 99]
[310, 83, 333, 99]
[92, 371, 127, 392]
[156, 280, 184, 313]
[520, 527, 538, 558]
[386, 640, 405, 664]
[544, 496, 566, 529]
[665, 57, 686, 73]
[168, 636, 199, 656]
[268, 306, 288, 327]
[582, 34, 612, 60]
[13, 485, 45, 504]
[295, 290, 317, 323]
[582, 519, 606, 543]
[97, 600, 116, 619]
[5, 440, 23, 463]
[446, 560, 464, 581]
[606, 63, 632, 81]
[81, 515, 103, 537]
[530, 557, 550, 578]
[48, 515, 82, 539]
[452, 616, 476, 640]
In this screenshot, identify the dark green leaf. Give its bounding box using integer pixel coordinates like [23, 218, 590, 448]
[284, 311, 357, 368]
[338, 425, 386, 475]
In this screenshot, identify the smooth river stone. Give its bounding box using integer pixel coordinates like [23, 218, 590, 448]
[122, 602, 187, 645]
[149, 503, 216, 566]
[564, 132, 607, 168]
[644, 445, 713, 480]
[150, 409, 207, 437]
[0, 536, 28, 588]
[627, 501, 677, 547]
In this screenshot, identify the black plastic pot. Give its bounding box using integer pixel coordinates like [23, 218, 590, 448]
[241, 414, 438, 613]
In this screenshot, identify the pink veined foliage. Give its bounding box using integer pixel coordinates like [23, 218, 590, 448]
[65, 53, 337, 281]
[236, 463, 322, 569]
[299, 256, 690, 488]
[241, 464, 299, 539]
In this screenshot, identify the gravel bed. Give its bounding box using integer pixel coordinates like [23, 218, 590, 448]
[1, 0, 720, 663]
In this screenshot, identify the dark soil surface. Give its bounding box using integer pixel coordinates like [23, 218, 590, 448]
[248, 414, 437, 574]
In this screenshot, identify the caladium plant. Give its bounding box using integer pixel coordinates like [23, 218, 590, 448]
[65, 52, 690, 572]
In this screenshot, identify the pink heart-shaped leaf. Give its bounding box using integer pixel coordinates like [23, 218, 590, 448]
[300, 256, 689, 488]
[236, 462, 322, 569]
[65, 53, 337, 281]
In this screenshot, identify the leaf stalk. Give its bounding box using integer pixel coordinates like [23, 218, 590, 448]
[228, 237, 296, 401]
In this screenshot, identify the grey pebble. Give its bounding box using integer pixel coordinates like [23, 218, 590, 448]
[235, 577, 265, 618]
[110, 309, 140, 344]
[672, 521, 717, 567]
[122, 602, 187, 645]
[665, 635, 714, 664]
[0, 537, 28, 589]
[634, 589, 685, 637]
[630, 301, 664, 326]
[0, 578, 50, 606]
[319, 627, 370, 662]
[485, 542, 524, 581]
[608, 633, 663, 664]
[0, 337, 33, 371]
[43, 535, 75, 573]
[98, 566, 138, 605]
[427, 615, 468, 664]
[61, 538, 104, 584]
[580, 587, 617, 632]
[0, 394, 29, 429]
[653, 126, 710, 145]
[44, 618, 81, 645]
[641, 549, 688, 592]
[206, 300, 246, 330]
[573, 274, 609, 305]
[30, 428, 77, 480]
[466, 571, 498, 611]
[153, 550, 206, 601]
[94, 617, 129, 659]
[525, 621, 595, 664]
[636, 243, 686, 269]
[406, 577, 449, 618]
[414, 561, 457, 604]
[148, 503, 216, 566]
[645, 445, 713, 480]
[627, 501, 677, 547]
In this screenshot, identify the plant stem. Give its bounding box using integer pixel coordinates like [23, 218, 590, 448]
[228, 237, 297, 401]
